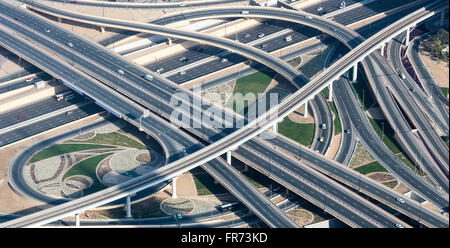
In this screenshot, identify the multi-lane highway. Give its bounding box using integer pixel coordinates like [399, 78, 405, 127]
[408, 33, 449, 126]
[0, 22, 300, 228]
[0, 0, 448, 228]
[23, 0, 449, 205]
[10, 1, 418, 227]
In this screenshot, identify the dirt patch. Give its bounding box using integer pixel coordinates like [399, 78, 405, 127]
[420, 42, 449, 88]
[72, 131, 96, 141]
[286, 208, 314, 226]
[366, 172, 396, 182]
[394, 182, 410, 194]
[288, 105, 315, 124]
[326, 133, 340, 160]
[135, 152, 151, 164]
[176, 173, 197, 197]
[350, 143, 376, 168]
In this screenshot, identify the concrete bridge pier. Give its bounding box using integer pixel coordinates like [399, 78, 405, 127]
[172, 177, 177, 199]
[100, 26, 106, 34]
[304, 100, 309, 118]
[380, 42, 385, 57]
[405, 27, 410, 46]
[227, 150, 232, 165]
[75, 213, 80, 227]
[352, 63, 358, 82]
[57, 17, 62, 23]
[126, 195, 132, 218]
[168, 38, 172, 46]
[328, 82, 333, 101]
[272, 122, 278, 133]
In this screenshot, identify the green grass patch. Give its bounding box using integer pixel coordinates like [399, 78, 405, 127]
[354, 161, 388, 175]
[278, 116, 315, 146]
[397, 153, 426, 176]
[328, 101, 342, 135]
[351, 73, 376, 110]
[62, 152, 112, 196]
[67, 132, 146, 149]
[29, 144, 113, 164]
[192, 170, 228, 196]
[226, 70, 276, 114]
[241, 166, 275, 189]
[442, 136, 449, 147]
[321, 88, 329, 100]
[368, 118, 402, 154]
[441, 87, 449, 97]
[382, 180, 398, 189]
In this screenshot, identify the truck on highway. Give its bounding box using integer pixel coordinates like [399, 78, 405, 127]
[217, 202, 239, 212]
[241, 10, 249, 14]
[55, 91, 75, 101]
[34, 80, 46, 89]
[284, 34, 292, 42]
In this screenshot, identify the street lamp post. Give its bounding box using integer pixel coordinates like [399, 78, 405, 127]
[381, 122, 385, 142]
[139, 109, 150, 131]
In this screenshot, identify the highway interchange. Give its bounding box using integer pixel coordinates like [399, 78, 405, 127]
[0, 0, 448, 228]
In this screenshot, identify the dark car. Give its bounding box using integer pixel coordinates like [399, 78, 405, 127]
[18, 115, 25, 120]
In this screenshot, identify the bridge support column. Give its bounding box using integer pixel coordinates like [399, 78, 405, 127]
[328, 82, 333, 101]
[405, 28, 410, 46]
[380, 43, 385, 57]
[168, 38, 172, 46]
[57, 17, 62, 23]
[100, 26, 105, 34]
[272, 122, 278, 133]
[125, 195, 132, 218]
[75, 213, 80, 227]
[227, 151, 232, 165]
[304, 100, 309, 118]
[172, 177, 177, 199]
[352, 64, 358, 82]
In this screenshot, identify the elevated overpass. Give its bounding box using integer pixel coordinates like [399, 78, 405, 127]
[0, 22, 298, 228]
[22, 0, 449, 206]
[1, 0, 448, 227]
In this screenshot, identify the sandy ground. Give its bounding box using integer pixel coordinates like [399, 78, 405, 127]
[419, 43, 449, 89]
[0, 49, 32, 78]
[0, 114, 104, 215]
[365, 106, 386, 120]
[288, 105, 315, 124]
[325, 133, 340, 160]
[175, 173, 197, 197]
[350, 143, 376, 168]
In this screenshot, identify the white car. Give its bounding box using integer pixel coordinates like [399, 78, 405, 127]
[396, 197, 405, 204]
[400, 73, 406, 79]
[143, 74, 153, 81]
[305, 15, 313, 19]
[317, 7, 323, 12]
[179, 71, 186, 75]
[395, 224, 404, 228]
[117, 69, 124, 75]
[66, 42, 74, 48]
[321, 123, 326, 129]
[220, 58, 228, 63]
[258, 33, 265, 38]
